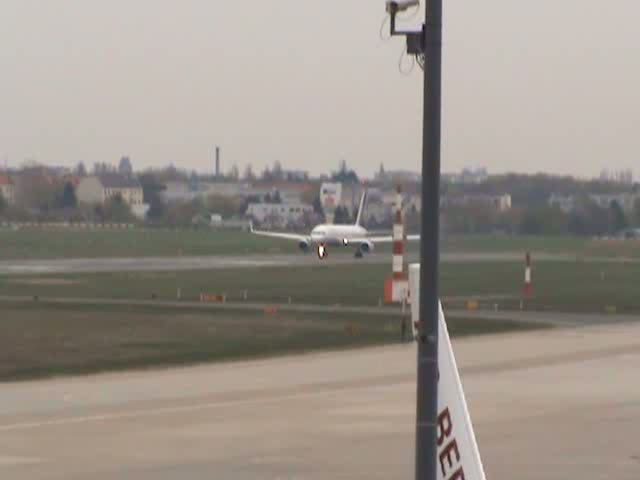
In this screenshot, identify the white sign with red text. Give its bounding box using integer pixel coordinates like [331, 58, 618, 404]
[409, 263, 487, 480]
[319, 182, 342, 212]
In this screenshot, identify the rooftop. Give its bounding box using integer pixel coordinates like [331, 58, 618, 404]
[96, 173, 141, 189]
[0, 174, 13, 186]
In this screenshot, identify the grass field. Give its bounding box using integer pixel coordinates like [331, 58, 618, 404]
[2, 228, 640, 260]
[2, 259, 640, 313]
[445, 235, 640, 259]
[0, 302, 539, 382]
[0, 228, 292, 259]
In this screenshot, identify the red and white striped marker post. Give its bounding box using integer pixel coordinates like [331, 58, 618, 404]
[523, 251, 533, 297]
[385, 185, 408, 303]
[392, 185, 406, 282]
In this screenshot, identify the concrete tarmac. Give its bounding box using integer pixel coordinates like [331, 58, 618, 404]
[0, 323, 639, 479]
[0, 251, 622, 275]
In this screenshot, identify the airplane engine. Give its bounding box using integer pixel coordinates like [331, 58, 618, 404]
[359, 240, 374, 254]
[298, 239, 310, 252]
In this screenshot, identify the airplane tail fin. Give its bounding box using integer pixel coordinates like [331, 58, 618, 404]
[354, 189, 366, 226]
[409, 265, 487, 480]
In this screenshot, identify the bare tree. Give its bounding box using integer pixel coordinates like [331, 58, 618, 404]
[229, 164, 240, 180]
[272, 160, 283, 180]
[75, 162, 87, 177]
[118, 156, 133, 175]
[243, 164, 256, 181]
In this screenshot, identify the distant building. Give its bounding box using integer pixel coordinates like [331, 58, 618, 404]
[442, 168, 489, 185]
[589, 193, 638, 213]
[493, 194, 513, 212]
[319, 182, 365, 215]
[283, 170, 309, 182]
[161, 181, 250, 202]
[600, 168, 633, 185]
[249, 182, 315, 204]
[340, 183, 367, 212]
[363, 201, 392, 225]
[374, 169, 421, 184]
[203, 182, 251, 198]
[246, 202, 313, 228]
[441, 193, 512, 212]
[548, 192, 640, 214]
[61, 174, 81, 188]
[404, 194, 421, 213]
[619, 228, 640, 239]
[548, 194, 576, 213]
[0, 174, 15, 204]
[76, 173, 144, 206]
[161, 179, 314, 205]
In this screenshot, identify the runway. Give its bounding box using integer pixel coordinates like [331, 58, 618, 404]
[0, 323, 638, 479]
[0, 251, 630, 275]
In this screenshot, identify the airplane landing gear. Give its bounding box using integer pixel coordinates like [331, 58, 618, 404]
[354, 250, 363, 259]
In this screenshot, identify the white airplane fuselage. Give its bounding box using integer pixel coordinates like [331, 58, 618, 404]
[309, 224, 368, 247]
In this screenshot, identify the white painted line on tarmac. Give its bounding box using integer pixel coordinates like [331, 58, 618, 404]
[0, 455, 42, 466]
[0, 381, 408, 433]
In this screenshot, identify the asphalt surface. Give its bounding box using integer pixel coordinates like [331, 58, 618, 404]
[0, 323, 638, 479]
[0, 250, 627, 275]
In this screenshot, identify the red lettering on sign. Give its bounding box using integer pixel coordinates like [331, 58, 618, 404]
[437, 407, 452, 446]
[448, 466, 466, 480]
[439, 439, 461, 476]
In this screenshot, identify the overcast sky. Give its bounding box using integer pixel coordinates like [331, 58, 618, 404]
[1, 1, 639, 179]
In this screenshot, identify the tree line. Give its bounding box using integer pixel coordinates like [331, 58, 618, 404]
[441, 198, 640, 236]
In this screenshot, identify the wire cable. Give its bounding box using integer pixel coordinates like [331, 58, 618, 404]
[399, 46, 416, 76]
[379, 14, 391, 41]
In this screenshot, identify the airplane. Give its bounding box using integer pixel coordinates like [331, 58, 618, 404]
[250, 191, 419, 259]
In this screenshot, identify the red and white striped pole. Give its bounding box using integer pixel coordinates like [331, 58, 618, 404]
[392, 185, 406, 282]
[523, 251, 533, 296]
[384, 184, 408, 304]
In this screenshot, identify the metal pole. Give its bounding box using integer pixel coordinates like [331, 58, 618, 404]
[416, 1, 442, 480]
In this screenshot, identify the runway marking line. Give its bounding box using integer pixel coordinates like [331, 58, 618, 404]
[0, 343, 637, 433]
[0, 384, 377, 433]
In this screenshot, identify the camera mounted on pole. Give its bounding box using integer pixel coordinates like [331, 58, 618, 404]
[385, 1, 425, 69]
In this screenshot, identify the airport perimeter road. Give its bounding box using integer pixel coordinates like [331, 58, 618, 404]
[0, 251, 627, 275]
[0, 324, 638, 479]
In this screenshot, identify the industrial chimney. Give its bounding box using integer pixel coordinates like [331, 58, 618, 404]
[215, 146, 220, 177]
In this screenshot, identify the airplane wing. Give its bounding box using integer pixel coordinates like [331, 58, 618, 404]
[250, 223, 309, 243]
